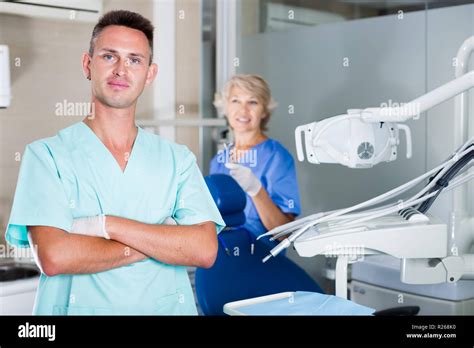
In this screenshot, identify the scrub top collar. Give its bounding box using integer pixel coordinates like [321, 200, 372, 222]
[77, 121, 143, 176]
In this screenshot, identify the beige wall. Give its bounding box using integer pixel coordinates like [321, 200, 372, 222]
[175, 0, 201, 157]
[0, 14, 93, 241]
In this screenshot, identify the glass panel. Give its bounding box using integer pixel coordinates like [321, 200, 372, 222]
[242, 0, 473, 35]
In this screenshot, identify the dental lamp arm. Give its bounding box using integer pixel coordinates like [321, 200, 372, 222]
[361, 71, 474, 123]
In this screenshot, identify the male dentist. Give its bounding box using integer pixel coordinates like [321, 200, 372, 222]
[5, 10, 224, 315]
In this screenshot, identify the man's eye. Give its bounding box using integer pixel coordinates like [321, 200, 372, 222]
[130, 57, 141, 64]
[231, 99, 239, 103]
[103, 54, 114, 61]
[249, 100, 258, 105]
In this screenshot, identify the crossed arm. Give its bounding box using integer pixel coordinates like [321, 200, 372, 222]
[29, 218, 218, 277]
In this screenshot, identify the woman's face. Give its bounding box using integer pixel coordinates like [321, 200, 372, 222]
[226, 86, 266, 134]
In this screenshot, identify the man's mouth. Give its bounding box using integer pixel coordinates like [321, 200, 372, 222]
[107, 80, 130, 89]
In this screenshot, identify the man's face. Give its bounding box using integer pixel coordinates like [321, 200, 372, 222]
[83, 25, 157, 109]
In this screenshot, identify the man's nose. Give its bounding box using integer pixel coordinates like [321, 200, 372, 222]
[112, 58, 128, 76]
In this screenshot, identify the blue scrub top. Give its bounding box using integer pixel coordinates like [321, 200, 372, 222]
[5, 122, 225, 315]
[209, 138, 301, 248]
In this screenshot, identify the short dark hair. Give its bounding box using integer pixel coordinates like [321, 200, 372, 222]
[89, 10, 154, 65]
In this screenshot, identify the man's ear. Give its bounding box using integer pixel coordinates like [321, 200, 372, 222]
[145, 63, 158, 86]
[81, 52, 92, 80]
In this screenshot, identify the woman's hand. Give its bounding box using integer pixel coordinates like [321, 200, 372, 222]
[225, 162, 262, 196]
[224, 162, 294, 231]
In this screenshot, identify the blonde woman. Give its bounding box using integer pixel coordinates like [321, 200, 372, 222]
[210, 74, 300, 249]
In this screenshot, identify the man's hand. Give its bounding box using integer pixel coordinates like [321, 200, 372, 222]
[225, 163, 262, 197]
[162, 216, 178, 225]
[71, 215, 110, 239]
[71, 215, 178, 239]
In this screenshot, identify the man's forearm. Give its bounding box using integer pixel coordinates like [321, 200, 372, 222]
[105, 217, 218, 268]
[29, 226, 148, 276]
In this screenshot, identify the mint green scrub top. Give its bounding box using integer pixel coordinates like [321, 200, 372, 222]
[5, 122, 225, 315]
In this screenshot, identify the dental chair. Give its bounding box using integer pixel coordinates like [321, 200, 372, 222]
[195, 174, 324, 316]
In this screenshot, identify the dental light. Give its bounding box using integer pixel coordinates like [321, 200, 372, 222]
[296, 112, 412, 168]
[295, 70, 473, 169]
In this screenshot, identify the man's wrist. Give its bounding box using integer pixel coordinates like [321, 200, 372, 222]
[105, 215, 119, 240]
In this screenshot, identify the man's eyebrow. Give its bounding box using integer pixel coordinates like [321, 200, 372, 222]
[129, 53, 146, 59]
[98, 48, 146, 59]
[99, 48, 119, 54]
[129, 52, 146, 59]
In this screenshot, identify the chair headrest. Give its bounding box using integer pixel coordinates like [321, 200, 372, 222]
[205, 174, 247, 227]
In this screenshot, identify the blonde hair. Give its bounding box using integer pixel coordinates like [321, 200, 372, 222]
[214, 74, 278, 131]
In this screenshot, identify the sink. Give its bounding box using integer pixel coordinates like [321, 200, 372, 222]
[0, 263, 40, 282]
[0, 262, 40, 315]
